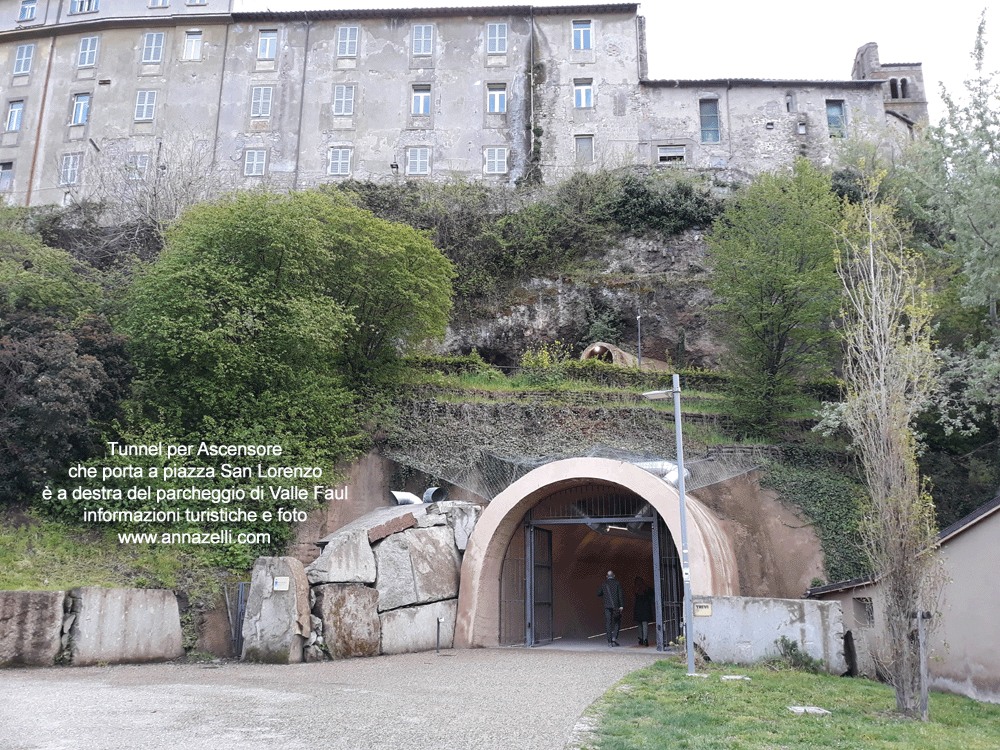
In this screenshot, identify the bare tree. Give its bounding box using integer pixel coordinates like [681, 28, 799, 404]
[55, 130, 238, 267]
[835, 173, 940, 718]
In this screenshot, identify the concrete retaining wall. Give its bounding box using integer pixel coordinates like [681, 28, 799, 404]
[692, 595, 845, 674]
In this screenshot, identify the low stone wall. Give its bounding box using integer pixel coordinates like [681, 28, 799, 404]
[1, 588, 184, 667]
[691, 595, 846, 674]
[241, 501, 481, 663]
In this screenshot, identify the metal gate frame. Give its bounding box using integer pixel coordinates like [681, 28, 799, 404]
[522, 508, 680, 650]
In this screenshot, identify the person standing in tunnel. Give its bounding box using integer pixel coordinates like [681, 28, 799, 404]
[597, 570, 625, 646]
[633, 576, 654, 647]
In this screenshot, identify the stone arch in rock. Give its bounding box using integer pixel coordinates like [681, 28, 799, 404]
[454, 457, 739, 647]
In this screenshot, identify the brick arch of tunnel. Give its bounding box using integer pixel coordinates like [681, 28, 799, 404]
[455, 457, 740, 648]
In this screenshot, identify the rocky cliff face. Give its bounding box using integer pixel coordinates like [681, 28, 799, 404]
[442, 230, 726, 368]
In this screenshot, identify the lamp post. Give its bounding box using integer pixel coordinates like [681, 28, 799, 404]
[642, 373, 696, 675]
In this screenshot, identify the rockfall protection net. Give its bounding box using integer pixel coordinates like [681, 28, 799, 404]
[383, 399, 772, 500]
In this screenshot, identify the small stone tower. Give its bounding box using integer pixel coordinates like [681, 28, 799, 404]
[852, 42, 929, 125]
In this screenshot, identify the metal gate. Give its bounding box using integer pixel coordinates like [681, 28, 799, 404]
[526, 526, 553, 645]
[225, 581, 252, 657]
[656, 516, 684, 646]
[498, 483, 683, 650]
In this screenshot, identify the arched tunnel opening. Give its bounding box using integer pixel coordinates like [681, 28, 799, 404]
[499, 483, 682, 647]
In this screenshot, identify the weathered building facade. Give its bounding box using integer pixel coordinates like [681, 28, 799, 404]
[0, 1, 928, 206]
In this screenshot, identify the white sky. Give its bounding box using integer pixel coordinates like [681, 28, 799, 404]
[237, 0, 993, 122]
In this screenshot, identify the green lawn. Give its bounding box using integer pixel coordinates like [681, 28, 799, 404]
[584, 659, 1000, 750]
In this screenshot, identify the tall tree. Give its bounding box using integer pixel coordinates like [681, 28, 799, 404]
[122, 189, 453, 454]
[920, 12, 1000, 327]
[834, 175, 939, 719]
[707, 159, 841, 435]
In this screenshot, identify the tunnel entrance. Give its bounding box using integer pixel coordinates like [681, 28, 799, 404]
[498, 483, 683, 649]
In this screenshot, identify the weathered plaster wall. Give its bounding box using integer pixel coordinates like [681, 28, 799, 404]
[930, 517, 1000, 703]
[532, 10, 644, 180]
[640, 81, 886, 177]
[691, 595, 846, 675]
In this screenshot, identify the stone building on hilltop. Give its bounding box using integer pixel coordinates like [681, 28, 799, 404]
[1, 2, 927, 204]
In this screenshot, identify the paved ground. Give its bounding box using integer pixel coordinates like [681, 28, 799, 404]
[1, 642, 663, 750]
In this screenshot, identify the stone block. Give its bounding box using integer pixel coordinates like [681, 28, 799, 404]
[415, 512, 447, 528]
[409, 526, 461, 603]
[305, 527, 377, 585]
[380, 599, 458, 655]
[373, 532, 415, 612]
[241, 557, 311, 664]
[313, 583, 380, 659]
[70, 588, 183, 667]
[448, 504, 481, 551]
[367, 512, 416, 544]
[374, 526, 460, 612]
[0, 590, 66, 667]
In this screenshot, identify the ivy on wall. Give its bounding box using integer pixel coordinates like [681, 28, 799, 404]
[762, 457, 870, 585]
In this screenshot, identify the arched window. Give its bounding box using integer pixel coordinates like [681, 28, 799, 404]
[900, 78, 909, 98]
[889, 78, 899, 99]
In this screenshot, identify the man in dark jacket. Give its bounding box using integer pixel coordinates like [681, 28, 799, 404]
[597, 570, 625, 646]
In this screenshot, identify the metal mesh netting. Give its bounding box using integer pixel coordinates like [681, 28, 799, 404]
[383, 399, 768, 500]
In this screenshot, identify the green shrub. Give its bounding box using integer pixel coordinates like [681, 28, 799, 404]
[768, 635, 825, 673]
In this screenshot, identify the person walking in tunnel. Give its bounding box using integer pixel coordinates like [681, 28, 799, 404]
[597, 570, 625, 646]
[633, 576, 654, 647]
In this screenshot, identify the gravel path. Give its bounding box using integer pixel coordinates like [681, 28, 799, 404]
[1, 646, 662, 750]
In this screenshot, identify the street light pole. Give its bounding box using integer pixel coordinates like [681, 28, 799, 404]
[642, 373, 696, 675]
[637, 314, 642, 369]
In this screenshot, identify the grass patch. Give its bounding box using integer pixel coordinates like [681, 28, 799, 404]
[0, 508, 233, 608]
[584, 659, 1000, 750]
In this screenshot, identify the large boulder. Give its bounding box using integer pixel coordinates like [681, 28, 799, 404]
[242, 557, 311, 663]
[305, 527, 378, 585]
[313, 583, 380, 658]
[380, 599, 458, 655]
[374, 525, 461, 612]
[0, 591, 66, 667]
[69, 588, 183, 666]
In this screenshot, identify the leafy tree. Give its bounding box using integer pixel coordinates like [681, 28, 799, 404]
[707, 159, 842, 435]
[831, 175, 939, 719]
[122, 190, 453, 453]
[0, 313, 130, 502]
[920, 12, 1000, 327]
[1, 222, 128, 503]
[0, 217, 98, 317]
[907, 15, 1000, 475]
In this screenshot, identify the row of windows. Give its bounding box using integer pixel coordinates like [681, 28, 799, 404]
[45, 145, 511, 189]
[249, 19, 594, 61]
[3, 90, 158, 131]
[8, 17, 592, 77]
[1, 90, 850, 142]
[240, 146, 509, 177]
[8, 31, 203, 76]
[16, 0, 207, 16]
